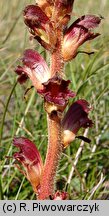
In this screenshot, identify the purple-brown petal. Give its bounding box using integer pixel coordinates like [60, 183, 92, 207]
[15, 49, 50, 90]
[13, 137, 42, 164]
[62, 99, 93, 134]
[74, 15, 101, 29]
[23, 5, 49, 30]
[38, 76, 76, 106]
[65, 15, 101, 38]
[23, 4, 55, 46]
[22, 49, 48, 71]
[62, 15, 101, 61]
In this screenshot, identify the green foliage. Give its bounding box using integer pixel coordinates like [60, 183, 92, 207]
[0, 0, 109, 200]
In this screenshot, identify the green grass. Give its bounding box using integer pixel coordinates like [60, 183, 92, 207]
[0, 0, 109, 200]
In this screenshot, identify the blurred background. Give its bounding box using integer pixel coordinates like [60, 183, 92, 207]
[0, 0, 109, 199]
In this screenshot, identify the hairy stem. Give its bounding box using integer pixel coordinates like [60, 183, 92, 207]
[38, 27, 64, 200]
[50, 29, 64, 77]
[38, 114, 63, 200]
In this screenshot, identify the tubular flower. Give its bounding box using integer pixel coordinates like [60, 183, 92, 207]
[13, 137, 43, 194]
[15, 49, 50, 90]
[62, 99, 93, 148]
[38, 76, 76, 112]
[23, 5, 56, 50]
[62, 15, 101, 61]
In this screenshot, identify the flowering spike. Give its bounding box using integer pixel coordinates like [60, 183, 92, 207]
[15, 49, 50, 90]
[62, 15, 101, 61]
[13, 0, 102, 200]
[62, 99, 93, 147]
[13, 137, 43, 194]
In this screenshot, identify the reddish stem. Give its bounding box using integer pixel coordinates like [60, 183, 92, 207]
[50, 28, 64, 77]
[38, 115, 63, 199]
[38, 28, 64, 200]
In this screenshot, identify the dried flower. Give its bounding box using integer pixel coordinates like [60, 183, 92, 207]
[15, 49, 50, 90]
[13, 137, 43, 194]
[62, 15, 101, 61]
[62, 99, 93, 147]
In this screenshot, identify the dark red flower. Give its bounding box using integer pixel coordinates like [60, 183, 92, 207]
[62, 99, 93, 147]
[24, 5, 49, 31]
[62, 15, 102, 61]
[15, 49, 50, 90]
[13, 137, 43, 193]
[23, 5, 56, 49]
[38, 76, 76, 107]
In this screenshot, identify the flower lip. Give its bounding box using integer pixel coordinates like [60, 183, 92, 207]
[15, 66, 28, 84]
[38, 76, 76, 106]
[71, 15, 102, 30]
